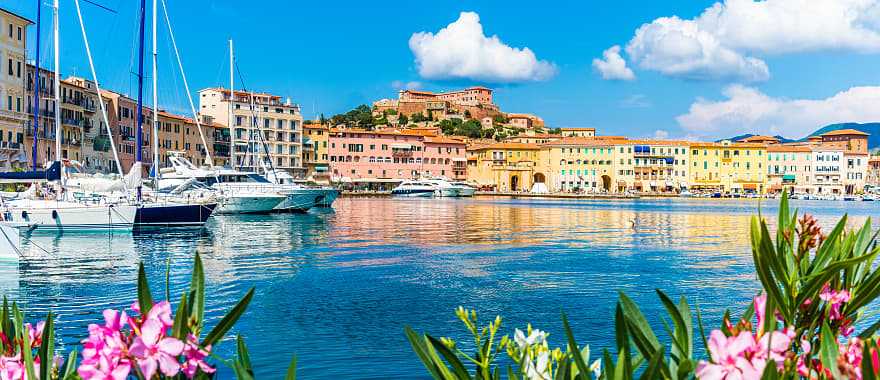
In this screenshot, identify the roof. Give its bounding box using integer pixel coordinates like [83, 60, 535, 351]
[468, 142, 541, 151]
[820, 129, 869, 137]
[0, 8, 35, 24]
[199, 87, 283, 100]
[689, 141, 768, 148]
[424, 136, 466, 145]
[739, 135, 780, 143]
[541, 137, 619, 147]
[621, 139, 691, 146]
[767, 145, 812, 153]
[560, 127, 596, 131]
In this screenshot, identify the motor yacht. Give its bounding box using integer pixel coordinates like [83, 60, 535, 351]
[449, 181, 477, 197]
[420, 178, 460, 197]
[264, 169, 338, 210]
[391, 181, 437, 197]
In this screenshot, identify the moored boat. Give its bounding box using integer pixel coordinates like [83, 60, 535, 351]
[391, 181, 436, 197]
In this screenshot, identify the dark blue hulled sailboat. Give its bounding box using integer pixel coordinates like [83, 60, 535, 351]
[131, 0, 216, 231]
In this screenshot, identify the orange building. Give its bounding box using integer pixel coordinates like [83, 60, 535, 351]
[818, 129, 868, 154]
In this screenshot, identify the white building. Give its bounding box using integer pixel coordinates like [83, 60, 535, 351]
[812, 149, 844, 194]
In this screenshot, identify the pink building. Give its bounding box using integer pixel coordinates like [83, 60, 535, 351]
[329, 128, 466, 189]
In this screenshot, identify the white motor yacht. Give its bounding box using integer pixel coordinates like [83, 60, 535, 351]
[391, 181, 437, 197]
[158, 154, 285, 214]
[449, 181, 477, 197]
[420, 178, 460, 197]
[265, 169, 338, 210]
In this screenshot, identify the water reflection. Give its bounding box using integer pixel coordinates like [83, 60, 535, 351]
[5, 196, 879, 378]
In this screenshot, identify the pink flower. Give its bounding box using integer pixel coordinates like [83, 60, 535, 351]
[0, 354, 23, 380]
[129, 319, 184, 379]
[78, 309, 132, 380]
[696, 330, 762, 380]
[181, 334, 215, 379]
[820, 284, 851, 321]
[24, 322, 45, 348]
[754, 294, 767, 330]
[840, 338, 863, 379]
[754, 328, 794, 369]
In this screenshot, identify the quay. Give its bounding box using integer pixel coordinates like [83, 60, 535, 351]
[341, 190, 641, 199]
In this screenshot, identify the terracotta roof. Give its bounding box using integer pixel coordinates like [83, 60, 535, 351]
[0, 9, 34, 24]
[541, 137, 619, 147]
[468, 142, 541, 151]
[621, 139, 691, 146]
[689, 141, 768, 148]
[199, 87, 283, 100]
[767, 145, 812, 152]
[739, 135, 780, 143]
[560, 127, 596, 131]
[820, 129, 869, 136]
[424, 136, 466, 145]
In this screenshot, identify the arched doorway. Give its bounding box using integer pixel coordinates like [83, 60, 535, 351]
[510, 175, 520, 191]
[533, 172, 546, 184]
[601, 175, 611, 191]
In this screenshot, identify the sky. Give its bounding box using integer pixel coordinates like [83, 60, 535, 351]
[5, 0, 880, 141]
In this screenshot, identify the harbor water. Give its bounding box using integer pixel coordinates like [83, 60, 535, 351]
[2, 196, 878, 378]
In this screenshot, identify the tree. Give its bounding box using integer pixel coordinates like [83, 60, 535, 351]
[464, 110, 472, 119]
[548, 127, 562, 135]
[493, 115, 508, 124]
[397, 114, 408, 126]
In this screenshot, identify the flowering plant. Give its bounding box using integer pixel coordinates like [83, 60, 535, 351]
[407, 190, 880, 380]
[2, 253, 296, 380]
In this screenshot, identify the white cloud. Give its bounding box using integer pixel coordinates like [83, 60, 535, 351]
[676, 84, 880, 138]
[600, 0, 880, 82]
[592, 45, 635, 80]
[391, 80, 423, 90]
[626, 16, 769, 82]
[409, 12, 557, 83]
[653, 130, 670, 139]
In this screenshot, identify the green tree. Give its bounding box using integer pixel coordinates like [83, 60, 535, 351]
[398, 114, 409, 126]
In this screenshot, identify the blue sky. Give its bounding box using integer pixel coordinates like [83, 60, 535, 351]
[5, 0, 880, 140]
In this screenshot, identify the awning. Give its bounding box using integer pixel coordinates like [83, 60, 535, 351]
[633, 181, 643, 188]
[390, 143, 412, 149]
[743, 184, 758, 190]
[650, 181, 657, 187]
[665, 181, 674, 187]
[451, 157, 467, 162]
[782, 174, 796, 181]
[314, 165, 329, 172]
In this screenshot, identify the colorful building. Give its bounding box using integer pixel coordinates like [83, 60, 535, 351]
[303, 123, 330, 182]
[328, 128, 466, 190]
[766, 145, 813, 193]
[688, 140, 767, 193]
[467, 142, 542, 191]
[542, 138, 619, 192]
[199, 87, 304, 175]
[559, 127, 595, 138]
[0, 8, 30, 169]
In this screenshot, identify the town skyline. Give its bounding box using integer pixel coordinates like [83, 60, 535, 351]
[3, 0, 880, 141]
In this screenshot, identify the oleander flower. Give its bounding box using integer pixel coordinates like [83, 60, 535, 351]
[0, 354, 23, 380]
[129, 319, 184, 379]
[514, 328, 546, 349]
[78, 309, 132, 380]
[839, 338, 863, 380]
[523, 351, 550, 380]
[820, 284, 850, 321]
[696, 330, 762, 380]
[24, 322, 44, 349]
[181, 334, 215, 379]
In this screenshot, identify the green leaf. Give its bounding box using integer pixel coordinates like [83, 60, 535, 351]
[404, 326, 449, 380]
[137, 263, 154, 316]
[656, 290, 689, 361]
[638, 347, 665, 380]
[819, 322, 841, 379]
[236, 335, 252, 374]
[427, 335, 471, 379]
[20, 319, 36, 380]
[562, 312, 592, 379]
[203, 287, 254, 347]
[232, 360, 255, 380]
[38, 313, 54, 380]
[554, 359, 570, 380]
[191, 253, 206, 326]
[61, 350, 78, 380]
[614, 304, 632, 377]
[862, 340, 876, 380]
[172, 292, 189, 340]
[617, 292, 660, 359]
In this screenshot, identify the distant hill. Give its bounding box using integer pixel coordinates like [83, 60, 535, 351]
[801, 122, 880, 150]
[718, 134, 795, 144]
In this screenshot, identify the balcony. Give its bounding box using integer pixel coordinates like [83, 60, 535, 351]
[62, 96, 85, 108]
[62, 118, 83, 127]
[93, 136, 111, 152]
[0, 141, 21, 151]
[0, 109, 29, 122]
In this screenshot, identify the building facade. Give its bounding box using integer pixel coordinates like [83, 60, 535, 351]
[328, 128, 466, 189]
[766, 145, 813, 193]
[812, 149, 844, 194]
[467, 142, 542, 192]
[303, 123, 329, 181]
[0, 9, 30, 169]
[199, 87, 303, 174]
[688, 141, 767, 193]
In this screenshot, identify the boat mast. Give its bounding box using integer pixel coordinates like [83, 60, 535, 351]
[228, 39, 234, 168]
[135, 0, 145, 201]
[31, 0, 41, 171]
[52, 0, 62, 185]
[151, 0, 159, 181]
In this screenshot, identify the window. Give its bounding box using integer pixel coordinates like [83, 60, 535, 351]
[17, 27, 21, 41]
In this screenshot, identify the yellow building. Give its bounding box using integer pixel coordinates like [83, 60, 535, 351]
[689, 140, 768, 193]
[467, 142, 542, 191]
[619, 140, 691, 192]
[303, 122, 330, 182]
[543, 138, 621, 192]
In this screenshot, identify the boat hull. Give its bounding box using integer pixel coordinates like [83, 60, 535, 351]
[274, 191, 321, 212]
[2, 201, 137, 232]
[454, 187, 476, 197]
[134, 203, 217, 229]
[215, 194, 285, 214]
[316, 188, 340, 207]
[391, 189, 435, 197]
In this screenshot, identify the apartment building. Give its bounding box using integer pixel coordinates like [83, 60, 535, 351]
[542, 138, 619, 192]
[766, 145, 813, 193]
[303, 123, 329, 181]
[812, 149, 844, 194]
[0, 9, 30, 169]
[467, 142, 542, 192]
[329, 128, 466, 190]
[844, 151, 868, 194]
[199, 87, 303, 174]
[620, 140, 690, 192]
[559, 128, 596, 138]
[688, 140, 767, 193]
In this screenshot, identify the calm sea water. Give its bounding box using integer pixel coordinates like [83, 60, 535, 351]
[2, 196, 879, 378]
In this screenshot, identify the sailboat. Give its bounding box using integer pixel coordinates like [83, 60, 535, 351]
[0, 0, 139, 233]
[131, 0, 217, 228]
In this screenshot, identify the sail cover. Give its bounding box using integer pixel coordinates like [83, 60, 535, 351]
[0, 162, 61, 183]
